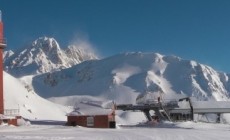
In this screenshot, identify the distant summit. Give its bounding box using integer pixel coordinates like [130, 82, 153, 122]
[4, 37, 98, 77]
[3, 50, 14, 63]
[32, 52, 230, 102]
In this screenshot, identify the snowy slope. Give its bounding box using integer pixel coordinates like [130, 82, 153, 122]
[3, 71, 144, 123]
[4, 37, 98, 77]
[31, 52, 230, 103]
[3, 71, 72, 121]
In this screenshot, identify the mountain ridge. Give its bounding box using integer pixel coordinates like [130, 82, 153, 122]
[28, 52, 230, 103]
[3, 43, 230, 123]
[4, 37, 98, 77]
[3, 37, 230, 103]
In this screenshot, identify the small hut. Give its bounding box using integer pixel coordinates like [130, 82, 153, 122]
[67, 109, 116, 128]
[0, 114, 21, 126]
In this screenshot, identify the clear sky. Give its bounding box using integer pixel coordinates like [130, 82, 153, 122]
[1, 0, 230, 72]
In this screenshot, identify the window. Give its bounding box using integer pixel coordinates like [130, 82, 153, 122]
[87, 116, 94, 126]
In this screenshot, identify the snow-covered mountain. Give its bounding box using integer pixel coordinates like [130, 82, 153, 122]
[3, 71, 71, 121]
[3, 51, 230, 123]
[3, 50, 14, 63]
[30, 52, 230, 103]
[4, 37, 98, 77]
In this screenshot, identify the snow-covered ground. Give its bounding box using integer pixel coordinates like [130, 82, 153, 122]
[1, 122, 230, 140]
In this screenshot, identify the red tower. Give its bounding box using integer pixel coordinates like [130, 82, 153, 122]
[0, 12, 20, 126]
[0, 10, 6, 114]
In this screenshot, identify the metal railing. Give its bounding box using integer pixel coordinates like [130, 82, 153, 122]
[4, 109, 20, 116]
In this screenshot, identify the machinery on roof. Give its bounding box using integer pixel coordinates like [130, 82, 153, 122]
[116, 94, 230, 123]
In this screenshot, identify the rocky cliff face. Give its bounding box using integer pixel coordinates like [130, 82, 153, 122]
[4, 37, 98, 77]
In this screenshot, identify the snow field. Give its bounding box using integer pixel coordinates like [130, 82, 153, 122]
[1, 122, 230, 140]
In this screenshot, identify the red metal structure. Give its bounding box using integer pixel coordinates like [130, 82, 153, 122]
[0, 11, 20, 126]
[0, 10, 6, 115]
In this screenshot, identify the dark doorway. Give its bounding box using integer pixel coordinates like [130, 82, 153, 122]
[71, 121, 77, 126]
[109, 121, 116, 128]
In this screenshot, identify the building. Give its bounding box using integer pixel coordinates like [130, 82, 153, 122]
[67, 109, 116, 128]
[0, 115, 21, 125]
[117, 97, 230, 123]
[0, 10, 20, 126]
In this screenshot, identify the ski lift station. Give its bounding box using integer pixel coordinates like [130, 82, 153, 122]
[116, 94, 230, 123]
[0, 11, 21, 126]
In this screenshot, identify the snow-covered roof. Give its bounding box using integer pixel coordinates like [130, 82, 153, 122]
[0, 114, 16, 119]
[68, 109, 113, 116]
[193, 101, 230, 109]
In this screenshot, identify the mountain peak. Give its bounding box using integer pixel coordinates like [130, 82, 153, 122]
[65, 45, 98, 64]
[31, 37, 62, 55]
[4, 37, 98, 77]
[3, 50, 14, 63]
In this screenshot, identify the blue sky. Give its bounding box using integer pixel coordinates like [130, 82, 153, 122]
[1, 0, 230, 72]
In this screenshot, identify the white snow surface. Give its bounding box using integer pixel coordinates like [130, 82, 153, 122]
[3, 51, 230, 122]
[3, 71, 145, 124]
[29, 52, 230, 103]
[3, 71, 72, 121]
[1, 122, 230, 140]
